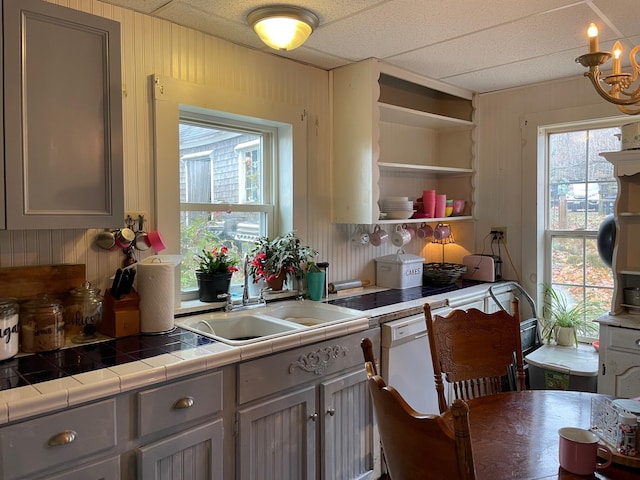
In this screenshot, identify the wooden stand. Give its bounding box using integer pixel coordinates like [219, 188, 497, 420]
[99, 289, 140, 338]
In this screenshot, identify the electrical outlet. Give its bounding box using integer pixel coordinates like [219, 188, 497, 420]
[125, 211, 147, 230]
[490, 226, 507, 243]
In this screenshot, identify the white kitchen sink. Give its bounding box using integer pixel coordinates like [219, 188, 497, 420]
[176, 301, 366, 345]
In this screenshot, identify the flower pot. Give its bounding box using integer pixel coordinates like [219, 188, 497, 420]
[266, 270, 286, 291]
[555, 326, 577, 347]
[196, 271, 232, 302]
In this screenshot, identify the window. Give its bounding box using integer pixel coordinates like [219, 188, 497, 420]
[178, 113, 275, 297]
[545, 125, 619, 340]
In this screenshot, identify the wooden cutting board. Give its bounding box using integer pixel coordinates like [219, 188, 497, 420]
[0, 264, 85, 301]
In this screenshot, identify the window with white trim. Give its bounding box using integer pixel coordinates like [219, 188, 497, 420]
[544, 124, 619, 341]
[178, 112, 275, 298]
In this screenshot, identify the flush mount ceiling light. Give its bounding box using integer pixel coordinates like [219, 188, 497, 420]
[247, 5, 319, 51]
[576, 23, 640, 115]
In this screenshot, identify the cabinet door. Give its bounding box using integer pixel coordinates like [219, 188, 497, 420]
[237, 386, 316, 480]
[320, 369, 374, 480]
[601, 350, 640, 398]
[137, 419, 223, 480]
[3, 0, 123, 229]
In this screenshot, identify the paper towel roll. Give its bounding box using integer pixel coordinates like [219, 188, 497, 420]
[137, 260, 175, 333]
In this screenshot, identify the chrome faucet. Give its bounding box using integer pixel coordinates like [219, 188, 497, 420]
[242, 254, 251, 306]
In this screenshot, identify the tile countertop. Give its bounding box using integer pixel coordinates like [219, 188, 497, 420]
[0, 281, 503, 425]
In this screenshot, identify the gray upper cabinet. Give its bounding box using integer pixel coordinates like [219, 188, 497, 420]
[2, 0, 123, 229]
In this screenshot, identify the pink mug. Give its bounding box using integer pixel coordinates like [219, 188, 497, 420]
[452, 199, 466, 216]
[416, 223, 433, 239]
[558, 427, 612, 475]
[433, 224, 451, 240]
[402, 223, 416, 239]
[370, 225, 389, 246]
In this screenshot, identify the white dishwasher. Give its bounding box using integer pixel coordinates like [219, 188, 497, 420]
[380, 307, 451, 414]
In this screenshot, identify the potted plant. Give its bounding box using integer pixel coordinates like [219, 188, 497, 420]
[248, 231, 318, 291]
[195, 245, 240, 302]
[540, 284, 598, 347]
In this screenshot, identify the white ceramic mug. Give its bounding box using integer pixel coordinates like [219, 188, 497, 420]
[370, 225, 389, 246]
[558, 427, 612, 475]
[351, 225, 370, 247]
[391, 225, 411, 247]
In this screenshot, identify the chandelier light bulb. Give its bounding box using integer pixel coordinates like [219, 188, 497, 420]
[588, 23, 599, 53]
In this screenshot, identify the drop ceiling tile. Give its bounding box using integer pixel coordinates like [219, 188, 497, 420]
[388, 4, 607, 83]
[306, 0, 582, 62]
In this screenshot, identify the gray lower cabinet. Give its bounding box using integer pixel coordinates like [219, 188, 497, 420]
[138, 419, 223, 479]
[237, 328, 380, 480]
[0, 399, 118, 480]
[238, 386, 317, 480]
[44, 456, 121, 480]
[2, 0, 123, 229]
[135, 370, 225, 479]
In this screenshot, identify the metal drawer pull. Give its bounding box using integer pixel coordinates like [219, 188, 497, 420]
[327, 408, 336, 416]
[636, 338, 640, 347]
[172, 396, 195, 409]
[47, 430, 77, 447]
[310, 413, 318, 421]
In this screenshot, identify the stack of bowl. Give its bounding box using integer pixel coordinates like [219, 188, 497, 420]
[379, 197, 415, 219]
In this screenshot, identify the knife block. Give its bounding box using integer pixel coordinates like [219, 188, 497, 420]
[100, 288, 140, 338]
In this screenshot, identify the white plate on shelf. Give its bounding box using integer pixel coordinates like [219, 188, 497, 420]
[386, 210, 415, 220]
[613, 399, 640, 414]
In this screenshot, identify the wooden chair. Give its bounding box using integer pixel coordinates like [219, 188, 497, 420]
[360, 337, 378, 374]
[364, 362, 476, 480]
[425, 297, 526, 413]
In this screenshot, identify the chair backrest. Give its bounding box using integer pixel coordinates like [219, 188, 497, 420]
[364, 362, 476, 480]
[360, 337, 378, 375]
[425, 297, 526, 413]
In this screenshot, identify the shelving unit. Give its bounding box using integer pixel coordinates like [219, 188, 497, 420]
[331, 59, 476, 226]
[600, 150, 640, 314]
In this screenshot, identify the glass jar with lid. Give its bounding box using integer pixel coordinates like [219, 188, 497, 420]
[20, 295, 65, 352]
[65, 281, 103, 343]
[0, 297, 19, 360]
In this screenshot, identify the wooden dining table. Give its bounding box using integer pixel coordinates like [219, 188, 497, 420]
[442, 390, 639, 480]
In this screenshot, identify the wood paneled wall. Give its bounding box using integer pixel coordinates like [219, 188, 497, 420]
[0, 0, 617, 293]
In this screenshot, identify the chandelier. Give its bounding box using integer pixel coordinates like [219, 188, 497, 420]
[575, 23, 640, 115]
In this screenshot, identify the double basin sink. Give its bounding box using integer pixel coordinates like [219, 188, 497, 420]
[176, 301, 366, 346]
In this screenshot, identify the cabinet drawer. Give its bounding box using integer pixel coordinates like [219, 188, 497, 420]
[607, 326, 640, 352]
[138, 370, 222, 437]
[0, 399, 116, 480]
[44, 455, 120, 480]
[238, 328, 379, 404]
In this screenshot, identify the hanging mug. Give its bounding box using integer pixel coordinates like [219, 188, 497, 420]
[416, 223, 433, 239]
[370, 225, 389, 246]
[433, 224, 451, 240]
[402, 223, 416, 240]
[351, 225, 370, 247]
[391, 225, 411, 247]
